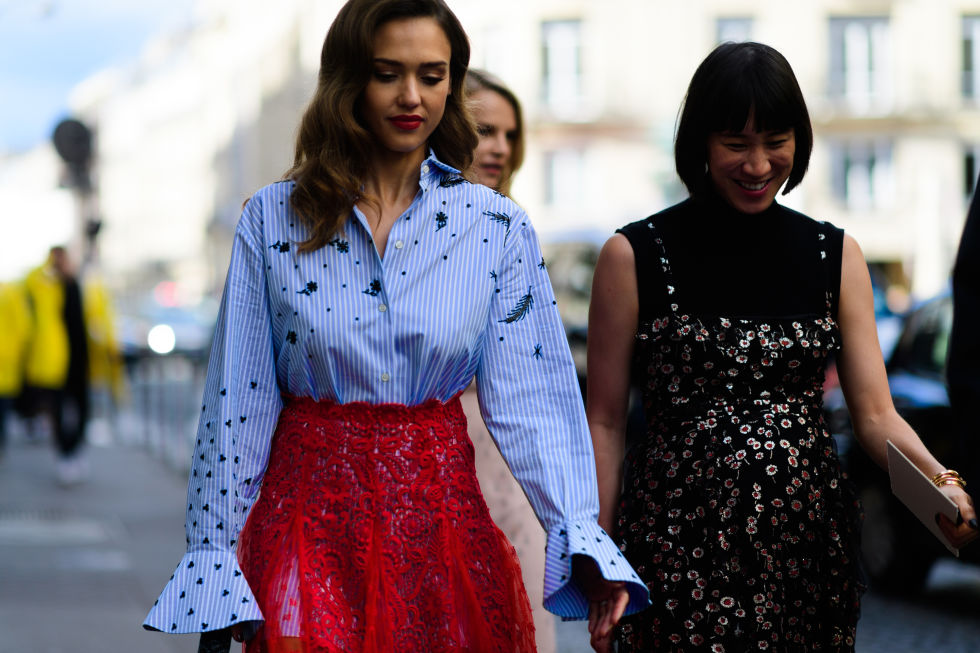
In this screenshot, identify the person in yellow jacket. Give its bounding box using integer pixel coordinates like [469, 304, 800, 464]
[83, 273, 127, 440]
[0, 280, 31, 457]
[22, 246, 90, 483]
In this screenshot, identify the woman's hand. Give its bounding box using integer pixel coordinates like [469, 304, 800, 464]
[936, 486, 979, 550]
[572, 555, 630, 652]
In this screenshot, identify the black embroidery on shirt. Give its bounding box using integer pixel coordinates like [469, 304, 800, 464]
[270, 241, 291, 253]
[533, 344, 543, 359]
[538, 257, 546, 269]
[435, 211, 448, 231]
[297, 281, 318, 295]
[286, 331, 297, 344]
[328, 238, 350, 253]
[489, 270, 497, 282]
[439, 175, 467, 187]
[484, 210, 511, 233]
[499, 287, 533, 323]
[363, 279, 382, 296]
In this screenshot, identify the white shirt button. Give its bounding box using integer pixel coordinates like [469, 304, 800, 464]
[381, 373, 391, 382]
[421, 165, 429, 174]
[394, 240, 404, 249]
[378, 304, 387, 313]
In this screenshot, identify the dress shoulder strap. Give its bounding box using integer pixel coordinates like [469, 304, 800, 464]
[815, 220, 845, 321]
[617, 217, 681, 321]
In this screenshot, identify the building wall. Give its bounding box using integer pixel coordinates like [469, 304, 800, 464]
[57, 0, 980, 306]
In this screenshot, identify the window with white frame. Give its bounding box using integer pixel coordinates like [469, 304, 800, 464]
[544, 148, 585, 207]
[828, 17, 891, 113]
[963, 16, 980, 99]
[716, 17, 753, 44]
[830, 139, 894, 210]
[541, 19, 583, 116]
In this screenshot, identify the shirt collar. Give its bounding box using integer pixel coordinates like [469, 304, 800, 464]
[419, 150, 462, 189]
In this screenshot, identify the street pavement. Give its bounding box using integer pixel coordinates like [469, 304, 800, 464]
[2, 419, 979, 653]
[0, 423, 198, 653]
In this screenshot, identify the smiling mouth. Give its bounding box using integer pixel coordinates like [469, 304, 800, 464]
[736, 179, 769, 191]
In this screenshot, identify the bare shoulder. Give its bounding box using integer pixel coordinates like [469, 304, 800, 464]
[597, 233, 635, 270]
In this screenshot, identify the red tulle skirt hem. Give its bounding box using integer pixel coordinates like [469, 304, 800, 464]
[238, 395, 536, 652]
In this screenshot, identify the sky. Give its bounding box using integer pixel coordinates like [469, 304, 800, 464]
[0, 0, 196, 154]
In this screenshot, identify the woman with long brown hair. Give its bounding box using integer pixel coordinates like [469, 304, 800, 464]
[143, 1, 648, 651]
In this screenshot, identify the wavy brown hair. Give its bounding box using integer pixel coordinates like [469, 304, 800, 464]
[465, 69, 525, 197]
[286, 0, 477, 252]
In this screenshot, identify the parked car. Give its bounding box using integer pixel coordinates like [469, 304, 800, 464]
[827, 290, 977, 593]
[117, 298, 218, 364]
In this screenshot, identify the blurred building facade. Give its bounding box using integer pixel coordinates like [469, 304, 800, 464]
[28, 0, 980, 307]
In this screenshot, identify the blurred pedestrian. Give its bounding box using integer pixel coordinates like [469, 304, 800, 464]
[22, 246, 90, 484]
[586, 41, 977, 652]
[143, 1, 648, 651]
[948, 170, 980, 529]
[82, 272, 127, 439]
[461, 67, 557, 653]
[0, 279, 31, 458]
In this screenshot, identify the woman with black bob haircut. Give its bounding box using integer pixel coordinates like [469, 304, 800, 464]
[587, 41, 976, 651]
[675, 41, 812, 199]
[143, 1, 649, 651]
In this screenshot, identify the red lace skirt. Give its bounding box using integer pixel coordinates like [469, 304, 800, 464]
[237, 395, 536, 652]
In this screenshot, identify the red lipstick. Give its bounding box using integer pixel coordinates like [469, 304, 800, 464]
[390, 115, 423, 131]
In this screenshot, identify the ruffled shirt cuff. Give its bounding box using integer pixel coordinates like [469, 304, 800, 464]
[542, 519, 651, 620]
[143, 550, 263, 634]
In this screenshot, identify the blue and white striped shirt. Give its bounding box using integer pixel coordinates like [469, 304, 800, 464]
[143, 153, 649, 635]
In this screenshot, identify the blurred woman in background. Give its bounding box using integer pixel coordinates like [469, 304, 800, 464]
[462, 68, 559, 653]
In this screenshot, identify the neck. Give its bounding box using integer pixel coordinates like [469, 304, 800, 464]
[363, 146, 427, 204]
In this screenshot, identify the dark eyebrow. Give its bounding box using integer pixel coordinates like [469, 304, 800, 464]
[373, 58, 448, 70]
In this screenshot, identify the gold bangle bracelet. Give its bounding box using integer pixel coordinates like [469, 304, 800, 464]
[931, 470, 967, 489]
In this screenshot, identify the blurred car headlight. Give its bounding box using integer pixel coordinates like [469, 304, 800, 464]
[147, 324, 176, 355]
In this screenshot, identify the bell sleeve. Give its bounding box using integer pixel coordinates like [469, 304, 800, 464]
[475, 204, 650, 619]
[144, 195, 282, 634]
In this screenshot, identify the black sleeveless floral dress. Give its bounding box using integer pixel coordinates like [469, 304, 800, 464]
[615, 212, 865, 652]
